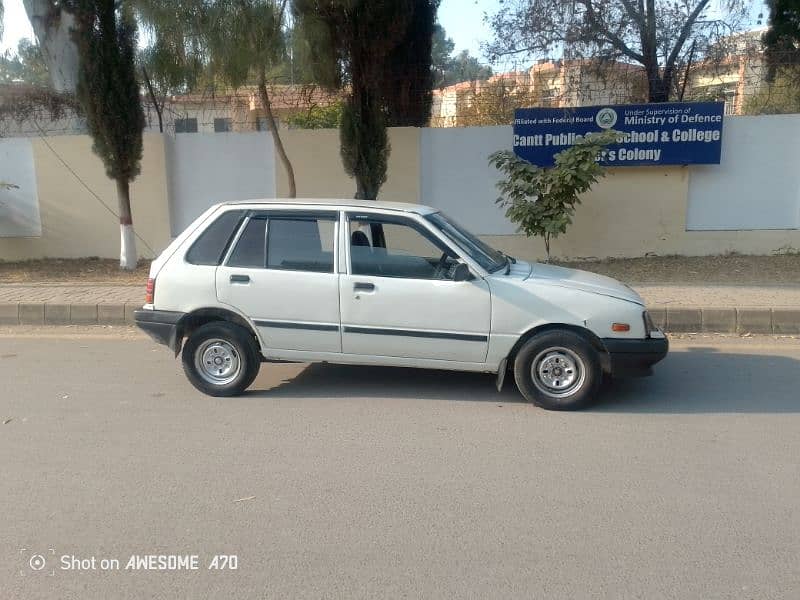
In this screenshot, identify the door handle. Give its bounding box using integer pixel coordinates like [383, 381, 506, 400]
[353, 282, 375, 292]
[230, 274, 250, 284]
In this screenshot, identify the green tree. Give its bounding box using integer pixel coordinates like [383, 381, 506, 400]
[286, 102, 343, 128]
[384, 0, 439, 127]
[136, 0, 298, 196]
[490, 131, 617, 262]
[134, 0, 206, 132]
[432, 25, 492, 87]
[0, 39, 50, 85]
[486, 0, 748, 102]
[431, 24, 454, 82]
[459, 78, 541, 126]
[269, 17, 320, 85]
[71, 0, 145, 270]
[742, 70, 800, 114]
[444, 50, 493, 86]
[293, 0, 438, 200]
[210, 0, 297, 195]
[763, 0, 800, 80]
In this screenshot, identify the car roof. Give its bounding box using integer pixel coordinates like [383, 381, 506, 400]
[219, 198, 438, 216]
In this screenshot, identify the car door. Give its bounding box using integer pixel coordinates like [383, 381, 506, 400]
[216, 210, 341, 353]
[339, 212, 491, 363]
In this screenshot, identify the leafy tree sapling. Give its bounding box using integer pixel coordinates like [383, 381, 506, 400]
[490, 130, 618, 262]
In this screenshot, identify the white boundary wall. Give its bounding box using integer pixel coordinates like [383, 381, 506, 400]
[0, 138, 42, 237]
[420, 117, 800, 237]
[687, 115, 800, 230]
[165, 132, 276, 235]
[421, 126, 516, 235]
[1, 116, 799, 260]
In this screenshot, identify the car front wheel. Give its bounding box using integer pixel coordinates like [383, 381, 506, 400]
[513, 330, 602, 410]
[182, 321, 261, 397]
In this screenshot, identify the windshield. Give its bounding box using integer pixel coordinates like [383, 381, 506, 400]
[426, 212, 508, 273]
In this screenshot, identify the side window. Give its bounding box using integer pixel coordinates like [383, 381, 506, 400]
[348, 217, 457, 280]
[267, 217, 335, 273]
[185, 210, 244, 266]
[228, 218, 267, 268]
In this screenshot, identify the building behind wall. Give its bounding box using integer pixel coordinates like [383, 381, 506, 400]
[431, 30, 778, 125]
[430, 60, 648, 127]
[0, 83, 342, 137]
[158, 85, 341, 134]
[683, 30, 769, 115]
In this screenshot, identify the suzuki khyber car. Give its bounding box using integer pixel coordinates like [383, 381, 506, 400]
[134, 200, 667, 410]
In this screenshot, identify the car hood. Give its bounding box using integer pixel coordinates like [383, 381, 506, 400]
[504, 260, 644, 305]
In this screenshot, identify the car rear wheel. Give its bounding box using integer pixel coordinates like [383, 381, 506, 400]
[182, 321, 261, 397]
[513, 330, 602, 410]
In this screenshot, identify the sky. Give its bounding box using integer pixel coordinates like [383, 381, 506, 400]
[1, 0, 34, 53]
[0, 0, 497, 58]
[0, 0, 767, 61]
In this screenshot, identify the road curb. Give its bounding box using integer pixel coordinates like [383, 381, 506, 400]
[0, 302, 142, 326]
[0, 302, 798, 334]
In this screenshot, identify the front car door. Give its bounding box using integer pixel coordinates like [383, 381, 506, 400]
[339, 211, 491, 363]
[216, 210, 341, 353]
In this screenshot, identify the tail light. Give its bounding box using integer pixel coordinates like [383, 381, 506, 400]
[145, 278, 155, 304]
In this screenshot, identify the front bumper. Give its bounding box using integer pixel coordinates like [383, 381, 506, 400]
[134, 309, 185, 351]
[602, 335, 669, 377]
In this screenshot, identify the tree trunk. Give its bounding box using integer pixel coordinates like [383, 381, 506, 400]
[544, 234, 551, 263]
[645, 68, 672, 103]
[258, 70, 296, 198]
[142, 66, 163, 133]
[116, 179, 138, 270]
[23, 0, 80, 94]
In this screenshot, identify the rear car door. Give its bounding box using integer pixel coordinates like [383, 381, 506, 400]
[339, 212, 491, 363]
[216, 210, 341, 353]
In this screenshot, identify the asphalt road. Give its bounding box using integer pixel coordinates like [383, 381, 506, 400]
[1, 329, 799, 599]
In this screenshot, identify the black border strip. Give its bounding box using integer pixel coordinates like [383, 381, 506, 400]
[133, 309, 185, 325]
[254, 320, 340, 332]
[343, 326, 487, 342]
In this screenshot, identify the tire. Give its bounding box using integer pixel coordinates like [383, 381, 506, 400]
[181, 321, 261, 397]
[513, 330, 602, 410]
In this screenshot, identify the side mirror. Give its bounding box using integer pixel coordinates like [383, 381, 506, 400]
[452, 262, 472, 282]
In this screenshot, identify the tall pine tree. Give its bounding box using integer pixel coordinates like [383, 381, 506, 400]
[72, 0, 145, 269]
[384, 0, 439, 127]
[293, 0, 438, 199]
[763, 0, 800, 79]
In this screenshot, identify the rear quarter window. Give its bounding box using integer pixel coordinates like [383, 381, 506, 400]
[185, 210, 245, 266]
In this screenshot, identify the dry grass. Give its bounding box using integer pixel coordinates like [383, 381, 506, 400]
[0, 258, 151, 284]
[555, 254, 800, 285]
[0, 254, 798, 286]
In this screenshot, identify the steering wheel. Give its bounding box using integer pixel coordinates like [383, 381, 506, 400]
[432, 252, 451, 279]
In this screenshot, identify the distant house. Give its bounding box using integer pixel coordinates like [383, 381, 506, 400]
[158, 85, 342, 134]
[430, 60, 648, 127]
[684, 30, 768, 115]
[0, 83, 341, 137]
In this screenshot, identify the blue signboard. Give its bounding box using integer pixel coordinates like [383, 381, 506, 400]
[513, 102, 724, 167]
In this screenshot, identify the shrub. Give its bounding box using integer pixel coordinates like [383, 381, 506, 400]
[489, 130, 618, 262]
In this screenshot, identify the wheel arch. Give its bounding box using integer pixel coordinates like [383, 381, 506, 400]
[173, 307, 261, 357]
[506, 323, 610, 373]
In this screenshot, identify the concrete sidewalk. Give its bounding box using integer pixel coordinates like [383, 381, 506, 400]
[1, 282, 799, 333]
